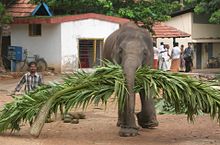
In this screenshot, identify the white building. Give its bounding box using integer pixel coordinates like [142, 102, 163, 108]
[7, 0, 191, 72]
[157, 8, 220, 69]
[11, 13, 129, 72]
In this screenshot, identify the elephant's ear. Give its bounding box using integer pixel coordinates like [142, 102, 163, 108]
[145, 46, 154, 67]
[111, 42, 122, 64]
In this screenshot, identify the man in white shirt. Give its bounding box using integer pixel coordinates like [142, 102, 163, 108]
[158, 42, 165, 70]
[153, 42, 159, 69]
[170, 42, 181, 72]
[158, 43, 171, 71]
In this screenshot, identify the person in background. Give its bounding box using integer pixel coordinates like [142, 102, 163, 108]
[184, 42, 194, 72]
[158, 42, 165, 70]
[153, 42, 159, 69]
[159, 44, 171, 71]
[170, 42, 181, 72]
[12, 61, 43, 94]
[179, 44, 185, 72]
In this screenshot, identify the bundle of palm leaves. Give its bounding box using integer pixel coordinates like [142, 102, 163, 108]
[0, 61, 220, 136]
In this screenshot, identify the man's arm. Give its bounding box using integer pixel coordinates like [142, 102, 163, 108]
[14, 75, 26, 92]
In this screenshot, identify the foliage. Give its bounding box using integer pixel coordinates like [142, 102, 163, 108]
[184, 0, 220, 24]
[155, 98, 186, 114]
[0, 2, 12, 25]
[29, 0, 180, 31]
[0, 62, 220, 133]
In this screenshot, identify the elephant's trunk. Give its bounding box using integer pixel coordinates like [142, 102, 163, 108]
[122, 60, 140, 127]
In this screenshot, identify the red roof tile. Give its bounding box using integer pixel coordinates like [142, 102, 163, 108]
[13, 13, 130, 24]
[152, 22, 190, 38]
[13, 15, 190, 38]
[10, 2, 190, 39]
[7, 0, 36, 17]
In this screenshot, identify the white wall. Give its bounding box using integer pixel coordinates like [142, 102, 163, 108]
[166, 13, 192, 34]
[157, 13, 193, 50]
[11, 24, 62, 71]
[11, 19, 120, 72]
[192, 24, 220, 39]
[60, 19, 120, 72]
[156, 38, 192, 49]
[157, 12, 220, 70]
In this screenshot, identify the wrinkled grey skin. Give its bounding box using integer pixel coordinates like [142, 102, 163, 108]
[103, 22, 158, 137]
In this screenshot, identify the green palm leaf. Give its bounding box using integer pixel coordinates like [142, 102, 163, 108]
[0, 61, 219, 134]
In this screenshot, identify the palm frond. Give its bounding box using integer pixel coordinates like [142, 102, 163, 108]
[0, 61, 219, 134]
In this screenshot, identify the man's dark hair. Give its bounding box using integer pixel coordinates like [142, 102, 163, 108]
[174, 42, 179, 47]
[28, 61, 37, 67]
[160, 42, 164, 45]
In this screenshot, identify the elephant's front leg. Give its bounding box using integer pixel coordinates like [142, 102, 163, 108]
[136, 90, 159, 128]
[116, 105, 124, 127]
[119, 93, 139, 137]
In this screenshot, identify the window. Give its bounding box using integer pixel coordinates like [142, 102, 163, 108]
[78, 39, 103, 68]
[29, 24, 41, 36]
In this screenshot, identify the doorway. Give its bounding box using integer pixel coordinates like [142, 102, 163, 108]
[2, 36, 11, 70]
[195, 43, 202, 69]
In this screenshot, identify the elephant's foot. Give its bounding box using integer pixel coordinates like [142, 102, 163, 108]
[136, 112, 159, 129]
[119, 126, 139, 137]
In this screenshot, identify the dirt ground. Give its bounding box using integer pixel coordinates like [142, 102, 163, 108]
[0, 75, 220, 145]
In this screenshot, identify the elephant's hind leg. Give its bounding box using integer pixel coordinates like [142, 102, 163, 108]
[137, 90, 159, 128]
[136, 112, 158, 128]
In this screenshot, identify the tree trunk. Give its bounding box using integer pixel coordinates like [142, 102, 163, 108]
[180, 0, 184, 10]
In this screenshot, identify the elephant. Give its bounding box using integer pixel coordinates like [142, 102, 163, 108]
[103, 22, 158, 137]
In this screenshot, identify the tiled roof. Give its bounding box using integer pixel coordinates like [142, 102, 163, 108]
[7, 0, 36, 17]
[9, 1, 190, 39]
[13, 13, 130, 24]
[13, 15, 190, 38]
[152, 22, 191, 38]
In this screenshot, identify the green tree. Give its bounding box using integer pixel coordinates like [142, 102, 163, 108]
[184, 0, 220, 24]
[30, 0, 180, 31]
[0, 2, 12, 68]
